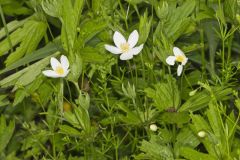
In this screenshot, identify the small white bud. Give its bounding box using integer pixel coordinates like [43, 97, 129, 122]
[150, 124, 158, 132]
[197, 131, 206, 138]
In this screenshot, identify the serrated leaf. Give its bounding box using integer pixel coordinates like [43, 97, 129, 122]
[138, 139, 174, 160]
[145, 76, 180, 112]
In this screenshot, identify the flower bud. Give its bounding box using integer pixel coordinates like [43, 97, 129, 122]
[150, 124, 158, 132]
[197, 130, 206, 138]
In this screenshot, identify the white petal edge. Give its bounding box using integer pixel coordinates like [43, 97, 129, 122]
[128, 30, 139, 48]
[50, 57, 61, 71]
[120, 53, 133, 60]
[173, 47, 185, 57]
[42, 70, 60, 78]
[113, 31, 126, 48]
[60, 55, 69, 71]
[177, 65, 183, 76]
[166, 56, 176, 65]
[129, 44, 144, 55]
[105, 44, 122, 54]
[182, 57, 188, 66]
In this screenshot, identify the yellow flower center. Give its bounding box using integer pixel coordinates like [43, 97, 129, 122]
[55, 66, 64, 75]
[120, 43, 130, 53]
[176, 55, 185, 63]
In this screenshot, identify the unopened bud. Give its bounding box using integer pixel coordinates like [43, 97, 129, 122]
[197, 130, 206, 138]
[150, 124, 158, 132]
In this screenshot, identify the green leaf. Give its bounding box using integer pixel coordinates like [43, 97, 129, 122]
[139, 11, 152, 44]
[77, 17, 108, 47]
[159, 112, 190, 125]
[164, 0, 196, 41]
[117, 102, 142, 125]
[179, 147, 216, 160]
[0, 39, 62, 75]
[179, 87, 232, 112]
[174, 127, 200, 157]
[0, 116, 15, 152]
[5, 19, 47, 66]
[81, 46, 108, 64]
[73, 104, 91, 132]
[0, 52, 59, 90]
[59, 125, 82, 136]
[145, 76, 180, 112]
[0, 28, 24, 56]
[67, 53, 82, 82]
[0, 19, 27, 40]
[137, 139, 174, 160]
[190, 113, 216, 155]
[3, 4, 32, 16]
[206, 102, 223, 140]
[13, 77, 43, 106]
[0, 95, 9, 106]
[61, 0, 84, 51]
[176, 127, 199, 148]
[224, 0, 237, 22]
[202, 20, 219, 76]
[41, 0, 63, 18]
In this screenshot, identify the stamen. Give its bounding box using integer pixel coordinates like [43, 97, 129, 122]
[55, 66, 64, 75]
[120, 43, 130, 53]
[176, 55, 185, 63]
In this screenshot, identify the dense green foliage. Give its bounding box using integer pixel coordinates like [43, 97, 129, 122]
[0, 0, 240, 159]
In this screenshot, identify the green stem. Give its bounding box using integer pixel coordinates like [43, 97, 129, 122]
[140, 53, 145, 82]
[133, 60, 138, 85]
[132, 98, 142, 124]
[52, 134, 56, 159]
[227, 34, 233, 66]
[127, 61, 134, 84]
[59, 78, 64, 115]
[66, 80, 72, 101]
[222, 38, 225, 81]
[200, 29, 206, 78]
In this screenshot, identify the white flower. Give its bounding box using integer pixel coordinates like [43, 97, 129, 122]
[42, 55, 70, 78]
[166, 47, 188, 76]
[197, 130, 206, 138]
[105, 30, 144, 60]
[150, 124, 158, 132]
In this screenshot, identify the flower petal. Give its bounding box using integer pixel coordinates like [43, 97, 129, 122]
[182, 57, 188, 66]
[173, 47, 185, 56]
[166, 56, 176, 65]
[60, 55, 69, 70]
[50, 57, 61, 70]
[105, 44, 122, 54]
[113, 31, 126, 48]
[129, 44, 143, 55]
[128, 30, 139, 48]
[60, 69, 70, 77]
[42, 70, 60, 78]
[120, 53, 133, 60]
[177, 65, 183, 76]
